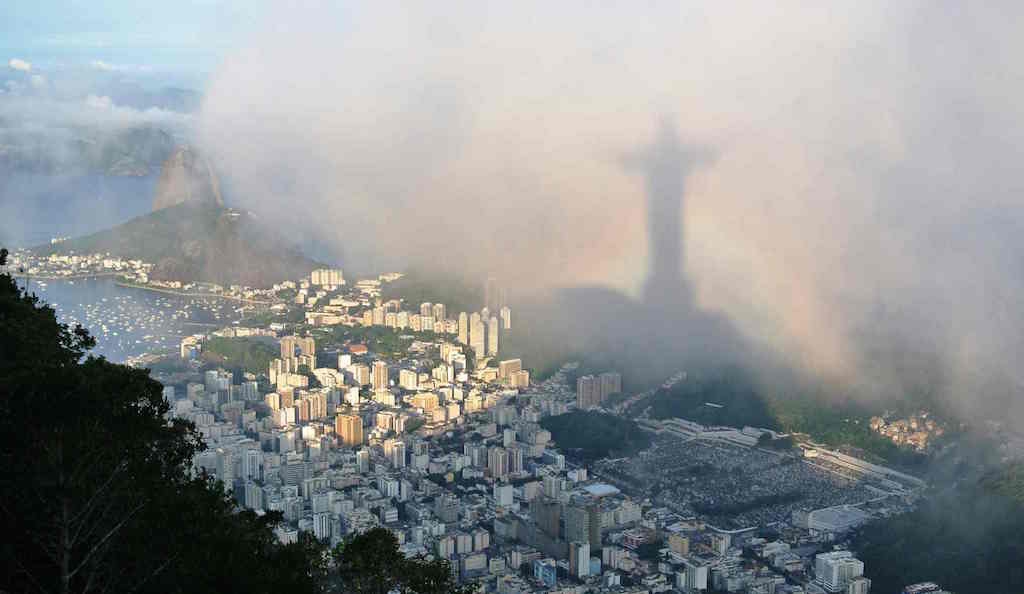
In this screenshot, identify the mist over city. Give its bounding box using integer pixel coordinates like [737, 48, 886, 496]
[3, 2, 1024, 594]
[197, 2, 1024, 426]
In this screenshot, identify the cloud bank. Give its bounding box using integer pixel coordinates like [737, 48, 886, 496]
[8, 58, 32, 72]
[198, 2, 1024, 423]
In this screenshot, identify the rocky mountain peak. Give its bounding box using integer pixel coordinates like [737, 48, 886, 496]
[152, 146, 224, 211]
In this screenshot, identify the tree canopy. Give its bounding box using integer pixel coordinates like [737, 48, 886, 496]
[329, 528, 475, 594]
[540, 410, 652, 462]
[853, 462, 1024, 593]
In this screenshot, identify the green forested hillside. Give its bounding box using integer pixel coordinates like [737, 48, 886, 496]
[540, 411, 652, 461]
[853, 461, 1024, 594]
[38, 203, 321, 286]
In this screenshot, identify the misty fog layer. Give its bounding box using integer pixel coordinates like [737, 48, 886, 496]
[1, 58, 194, 244]
[198, 2, 1024, 423]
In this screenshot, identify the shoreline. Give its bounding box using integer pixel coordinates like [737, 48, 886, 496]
[20, 271, 274, 306]
[114, 281, 272, 305]
[20, 271, 122, 281]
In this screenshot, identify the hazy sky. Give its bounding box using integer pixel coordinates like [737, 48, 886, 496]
[6, 1, 1024, 422]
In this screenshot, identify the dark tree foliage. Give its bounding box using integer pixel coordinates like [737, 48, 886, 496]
[202, 335, 278, 375]
[318, 324, 416, 359]
[297, 364, 324, 388]
[639, 370, 779, 430]
[540, 411, 652, 461]
[0, 256, 321, 594]
[852, 462, 1024, 594]
[329, 528, 475, 594]
[634, 539, 666, 561]
[768, 392, 929, 468]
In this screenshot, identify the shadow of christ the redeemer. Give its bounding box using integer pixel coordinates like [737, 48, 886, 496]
[625, 116, 705, 309]
[517, 117, 753, 387]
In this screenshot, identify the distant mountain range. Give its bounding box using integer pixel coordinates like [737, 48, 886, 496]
[0, 124, 177, 177]
[91, 83, 202, 114]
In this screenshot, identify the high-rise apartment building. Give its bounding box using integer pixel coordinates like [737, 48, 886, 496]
[280, 336, 296, 360]
[350, 363, 370, 386]
[244, 448, 263, 482]
[310, 268, 344, 286]
[487, 446, 510, 480]
[336, 413, 364, 446]
[487, 316, 500, 355]
[814, 551, 865, 593]
[458, 312, 469, 344]
[569, 541, 591, 578]
[564, 502, 601, 550]
[384, 438, 407, 469]
[498, 359, 522, 381]
[683, 558, 710, 591]
[577, 375, 600, 409]
[509, 370, 530, 388]
[355, 449, 370, 473]
[434, 494, 459, 523]
[531, 499, 561, 538]
[281, 335, 315, 359]
[564, 505, 590, 545]
[420, 302, 433, 317]
[371, 361, 389, 391]
[598, 371, 622, 398]
[847, 577, 871, 594]
[500, 306, 511, 330]
[432, 303, 446, 322]
[577, 371, 622, 408]
[533, 558, 557, 588]
[410, 392, 439, 411]
[391, 441, 406, 468]
[469, 313, 486, 359]
[399, 369, 418, 390]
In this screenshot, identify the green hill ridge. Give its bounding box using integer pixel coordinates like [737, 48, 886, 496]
[38, 202, 322, 287]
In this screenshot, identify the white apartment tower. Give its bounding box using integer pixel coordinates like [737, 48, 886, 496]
[487, 316, 500, 355]
[458, 312, 469, 344]
[814, 551, 865, 593]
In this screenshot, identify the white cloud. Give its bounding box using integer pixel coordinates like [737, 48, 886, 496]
[89, 60, 153, 73]
[85, 94, 114, 109]
[8, 58, 32, 72]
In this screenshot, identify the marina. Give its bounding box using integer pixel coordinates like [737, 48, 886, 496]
[21, 277, 244, 361]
